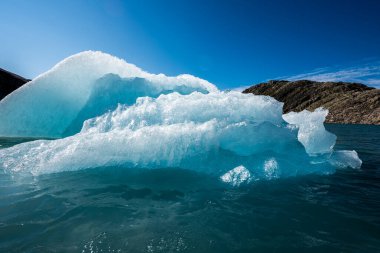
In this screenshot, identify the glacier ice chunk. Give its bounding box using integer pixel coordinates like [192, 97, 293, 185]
[0, 51, 216, 138]
[283, 108, 336, 154]
[0, 51, 362, 180]
[0, 91, 362, 177]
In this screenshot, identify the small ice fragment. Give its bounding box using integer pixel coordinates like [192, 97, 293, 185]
[283, 108, 336, 154]
[220, 165, 251, 186]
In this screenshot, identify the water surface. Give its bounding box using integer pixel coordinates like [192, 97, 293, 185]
[0, 124, 379, 252]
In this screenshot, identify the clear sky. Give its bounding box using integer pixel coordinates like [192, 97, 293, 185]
[1, 0, 380, 89]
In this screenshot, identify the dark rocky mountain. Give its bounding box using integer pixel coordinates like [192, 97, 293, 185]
[0, 68, 30, 100]
[243, 80, 380, 125]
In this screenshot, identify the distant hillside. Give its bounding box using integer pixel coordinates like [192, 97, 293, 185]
[0, 68, 30, 100]
[243, 80, 380, 125]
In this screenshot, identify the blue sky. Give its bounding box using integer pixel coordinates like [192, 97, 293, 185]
[1, 0, 380, 89]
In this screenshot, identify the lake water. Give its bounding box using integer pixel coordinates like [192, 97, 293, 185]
[0, 124, 379, 252]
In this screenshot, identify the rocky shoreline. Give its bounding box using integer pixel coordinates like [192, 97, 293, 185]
[243, 80, 380, 125]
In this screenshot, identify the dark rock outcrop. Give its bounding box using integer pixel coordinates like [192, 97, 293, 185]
[243, 80, 380, 125]
[0, 68, 30, 100]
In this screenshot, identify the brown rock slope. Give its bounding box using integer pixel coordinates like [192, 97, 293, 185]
[243, 80, 380, 125]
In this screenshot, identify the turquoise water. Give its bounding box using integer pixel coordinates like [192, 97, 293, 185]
[0, 124, 379, 252]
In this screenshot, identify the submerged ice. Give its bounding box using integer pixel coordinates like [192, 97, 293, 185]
[0, 51, 362, 180]
[220, 166, 252, 186]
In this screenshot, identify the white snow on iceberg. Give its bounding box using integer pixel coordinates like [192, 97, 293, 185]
[0, 51, 216, 138]
[0, 51, 362, 179]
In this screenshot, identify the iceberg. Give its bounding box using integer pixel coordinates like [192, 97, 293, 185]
[0, 51, 216, 138]
[0, 51, 362, 179]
